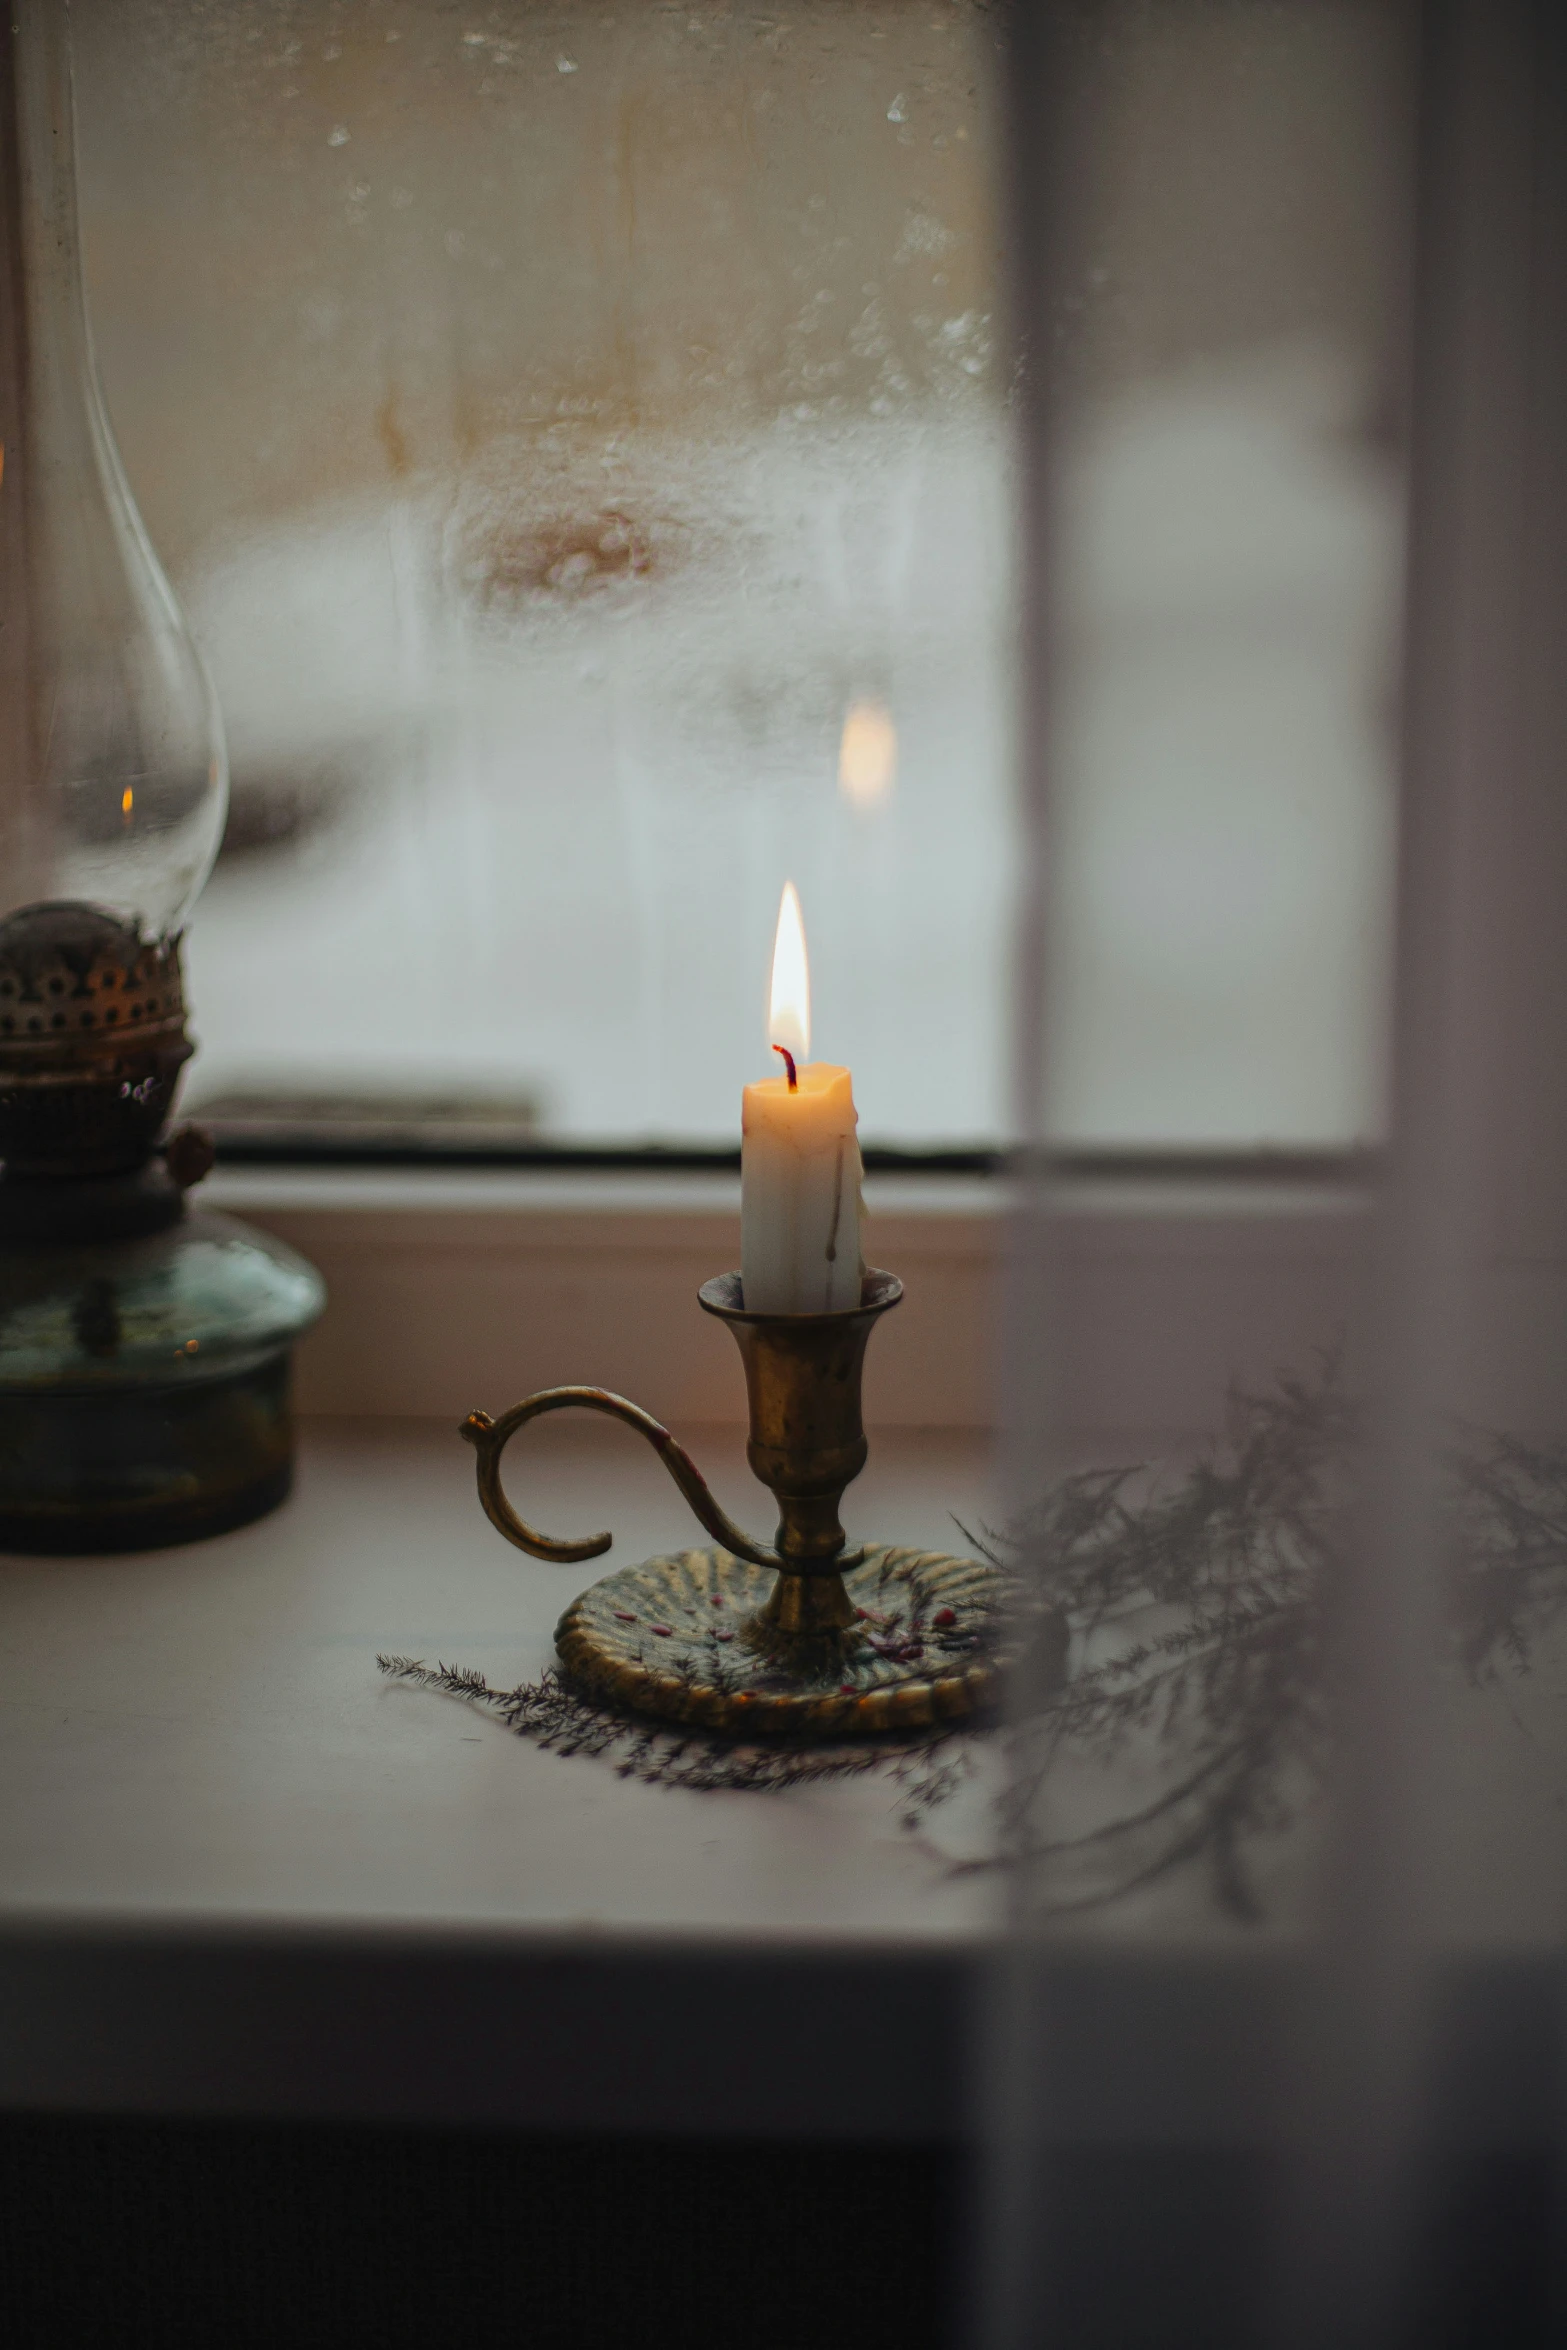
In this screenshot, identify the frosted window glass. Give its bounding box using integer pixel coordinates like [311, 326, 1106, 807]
[72, 0, 1400, 1149]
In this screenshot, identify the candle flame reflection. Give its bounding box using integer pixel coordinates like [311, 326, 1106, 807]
[768, 880, 810, 1065]
[838, 696, 896, 808]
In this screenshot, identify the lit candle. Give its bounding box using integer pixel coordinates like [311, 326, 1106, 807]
[741, 882, 864, 1314]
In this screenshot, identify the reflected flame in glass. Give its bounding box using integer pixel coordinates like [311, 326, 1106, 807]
[838, 696, 896, 808]
[767, 879, 810, 1064]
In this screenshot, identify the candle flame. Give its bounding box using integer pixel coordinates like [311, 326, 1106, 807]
[121, 787, 133, 818]
[838, 696, 896, 808]
[768, 880, 810, 1065]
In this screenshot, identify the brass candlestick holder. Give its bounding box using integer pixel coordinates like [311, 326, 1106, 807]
[460, 1269, 1007, 1739]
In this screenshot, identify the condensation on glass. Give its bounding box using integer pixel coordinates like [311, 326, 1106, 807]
[71, 0, 1403, 1148]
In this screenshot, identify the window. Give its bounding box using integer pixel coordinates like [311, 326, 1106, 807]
[78, 0, 1401, 1152]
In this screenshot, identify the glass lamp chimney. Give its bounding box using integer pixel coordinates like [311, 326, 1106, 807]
[0, 0, 227, 938]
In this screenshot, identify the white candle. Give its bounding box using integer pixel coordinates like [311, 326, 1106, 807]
[741, 882, 864, 1314]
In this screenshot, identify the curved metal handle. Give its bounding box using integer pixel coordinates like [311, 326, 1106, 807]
[459, 1385, 779, 1568]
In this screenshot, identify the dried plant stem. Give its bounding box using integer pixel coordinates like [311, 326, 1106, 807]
[375, 1653, 975, 1818]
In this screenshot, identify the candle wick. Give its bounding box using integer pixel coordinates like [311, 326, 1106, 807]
[773, 1044, 798, 1091]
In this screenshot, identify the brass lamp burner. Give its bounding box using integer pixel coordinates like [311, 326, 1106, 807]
[460, 1269, 1009, 1738]
[0, 901, 192, 1183]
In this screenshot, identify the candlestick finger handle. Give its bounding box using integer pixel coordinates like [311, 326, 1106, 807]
[459, 1386, 779, 1568]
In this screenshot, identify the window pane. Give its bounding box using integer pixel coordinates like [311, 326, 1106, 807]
[1038, 0, 1406, 1149]
[75, 0, 1400, 1150]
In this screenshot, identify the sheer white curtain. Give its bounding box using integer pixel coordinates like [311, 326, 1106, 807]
[980, 3, 1567, 2342]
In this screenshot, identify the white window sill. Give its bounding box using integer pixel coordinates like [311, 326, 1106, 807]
[0, 1411, 1555, 2145]
[203, 1163, 1373, 1443]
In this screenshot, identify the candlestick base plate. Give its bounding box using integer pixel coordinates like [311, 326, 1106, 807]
[556, 1542, 1014, 1738]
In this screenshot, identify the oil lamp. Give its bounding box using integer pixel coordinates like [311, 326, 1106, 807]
[0, 1, 323, 1551]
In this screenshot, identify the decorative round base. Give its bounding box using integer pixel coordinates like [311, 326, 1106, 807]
[556, 1543, 1009, 1738]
